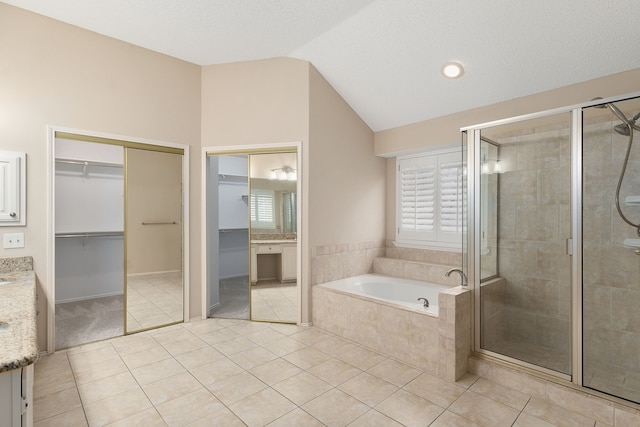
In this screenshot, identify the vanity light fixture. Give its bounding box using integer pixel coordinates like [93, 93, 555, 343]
[269, 165, 297, 181]
[441, 61, 464, 79]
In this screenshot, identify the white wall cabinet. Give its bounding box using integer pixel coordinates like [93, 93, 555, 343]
[0, 151, 26, 226]
[0, 364, 33, 427]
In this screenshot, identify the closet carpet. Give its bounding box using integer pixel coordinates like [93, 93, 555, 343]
[55, 295, 124, 350]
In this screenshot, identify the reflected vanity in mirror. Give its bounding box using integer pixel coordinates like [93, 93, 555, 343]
[249, 153, 298, 323]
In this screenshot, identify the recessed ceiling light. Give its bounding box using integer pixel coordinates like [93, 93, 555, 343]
[442, 61, 464, 79]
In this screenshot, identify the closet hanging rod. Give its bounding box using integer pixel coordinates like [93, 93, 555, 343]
[141, 221, 177, 225]
[55, 158, 123, 168]
[55, 231, 124, 238]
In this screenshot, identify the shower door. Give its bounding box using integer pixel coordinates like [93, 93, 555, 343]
[582, 96, 640, 403]
[476, 112, 573, 376]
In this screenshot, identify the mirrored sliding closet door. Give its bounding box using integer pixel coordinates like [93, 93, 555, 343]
[54, 134, 185, 349]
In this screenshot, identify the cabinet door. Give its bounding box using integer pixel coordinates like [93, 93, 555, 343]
[0, 152, 25, 225]
[281, 245, 297, 281]
[0, 369, 22, 427]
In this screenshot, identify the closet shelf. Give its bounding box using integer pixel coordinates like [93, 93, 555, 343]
[56, 158, 123, 168]
[55, 231, 124, 238]
[625, 196, 640, 206]
[219, 174, 248, 184]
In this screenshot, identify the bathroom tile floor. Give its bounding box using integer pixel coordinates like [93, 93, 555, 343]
[34, 318, 624, 426]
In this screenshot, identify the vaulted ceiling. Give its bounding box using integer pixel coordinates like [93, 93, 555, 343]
[4, 0, 640, 131]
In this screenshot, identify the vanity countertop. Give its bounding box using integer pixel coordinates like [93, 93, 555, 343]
[0, 269, 38, 373]
[251, 240, 297, 244]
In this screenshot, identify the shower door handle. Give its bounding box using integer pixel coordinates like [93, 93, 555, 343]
[566, 238, 573, 256]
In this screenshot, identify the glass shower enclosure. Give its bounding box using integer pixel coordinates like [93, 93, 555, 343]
[463, 92, 640, 404]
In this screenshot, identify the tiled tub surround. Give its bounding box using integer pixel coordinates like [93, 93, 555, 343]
[0, 256, 38, 372]
[313, 278, 471, 381]
[310, 240, 386, 286]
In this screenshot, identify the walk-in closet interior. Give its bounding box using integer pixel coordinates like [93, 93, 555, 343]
[206, 150, 298, 324]
[54, 134, 185, 349]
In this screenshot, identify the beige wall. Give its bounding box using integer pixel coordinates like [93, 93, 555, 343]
[307, 66, 386, 287]
[0, 3, 202, 350]
[378, 68, 640, 239]
[308, 66, 386, 247]
[201, 58, 310, 146]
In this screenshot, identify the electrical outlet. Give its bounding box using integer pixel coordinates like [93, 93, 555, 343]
[3, 233, 25, 249]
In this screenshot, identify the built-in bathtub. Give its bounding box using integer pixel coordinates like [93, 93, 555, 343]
[312, 273, 471, 379]
[318, 274, 448, 316]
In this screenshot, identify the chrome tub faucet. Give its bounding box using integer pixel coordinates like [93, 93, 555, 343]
[445, 268, 467, 286]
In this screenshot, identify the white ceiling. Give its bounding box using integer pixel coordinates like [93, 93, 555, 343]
[5, 0, 640, 131]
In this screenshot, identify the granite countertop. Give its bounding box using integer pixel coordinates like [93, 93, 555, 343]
[0, 269, 38, 373]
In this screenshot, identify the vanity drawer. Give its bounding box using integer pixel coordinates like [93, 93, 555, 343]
[256, 244, 281, 254]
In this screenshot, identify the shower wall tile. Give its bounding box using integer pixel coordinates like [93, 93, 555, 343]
[599, 247, 640, 290]
[611, 288, 640, 334]
[535, 316, 570, 352]
[537, 167, 570, 206]
[498, 170, 538, 207]
[535, 242, 570, 283]
[583, 286, 612, 330]
[503, 308, 537, 344]
[480, 278, 506, 349]
[515, 205, 559, 242]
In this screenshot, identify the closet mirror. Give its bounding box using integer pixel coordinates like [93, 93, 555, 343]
[54, 134, 184, 350]
[206, 150, 298, 324]
[126, 148, 184, 333]
[249, 152, 297, 323]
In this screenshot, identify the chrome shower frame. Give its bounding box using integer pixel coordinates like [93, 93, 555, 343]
[460, 91, 640, 387]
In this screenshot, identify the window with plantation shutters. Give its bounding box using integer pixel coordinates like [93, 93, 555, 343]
[250, 189, 275, 229]
[397, 149, 462, 247]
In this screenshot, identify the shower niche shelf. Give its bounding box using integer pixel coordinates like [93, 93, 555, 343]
[623, 239, 640, 249]
[624, 196, 640, 206]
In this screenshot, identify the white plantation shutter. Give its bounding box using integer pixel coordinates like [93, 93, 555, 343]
[397, 149, 462, 246]
[250, 189, 275, 229]
[438, 152, 463, 242]
[401, 165, 435, 231]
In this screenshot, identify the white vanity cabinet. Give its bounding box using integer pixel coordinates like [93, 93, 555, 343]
[0, 364, 33, 427]
[279, 244, 297, 281]
[251, 242, 297, 283]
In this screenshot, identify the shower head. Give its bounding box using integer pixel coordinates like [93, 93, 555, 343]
[589, 98, 640, 136]
[613, 111, 640, 136]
